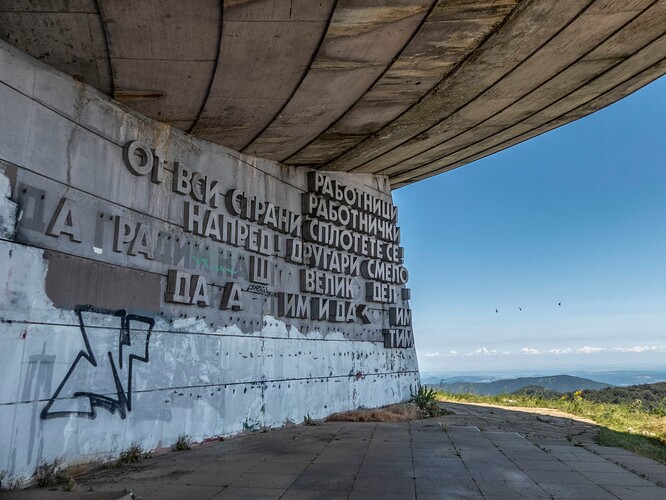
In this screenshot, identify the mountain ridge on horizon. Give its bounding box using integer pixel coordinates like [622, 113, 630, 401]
[431, 374, 611, 395]
[420, 370, 666, 388]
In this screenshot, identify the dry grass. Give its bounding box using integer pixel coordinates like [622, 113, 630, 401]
[327, 403, 422, 422]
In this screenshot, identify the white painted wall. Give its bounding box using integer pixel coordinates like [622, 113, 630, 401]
[0, 40, 419, 486]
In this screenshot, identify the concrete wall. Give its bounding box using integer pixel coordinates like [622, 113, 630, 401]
[0, 40, 419, 485]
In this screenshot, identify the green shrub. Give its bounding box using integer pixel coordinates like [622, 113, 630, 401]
[173, 434, 191, 451]
[34, 459, 65, 487]
[411, 384, 442, 417]
[116, 443, 144, 465]
[303, 414, 319, 426]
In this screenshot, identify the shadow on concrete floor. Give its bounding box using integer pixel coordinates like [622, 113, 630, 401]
[5, 402, 666, 499]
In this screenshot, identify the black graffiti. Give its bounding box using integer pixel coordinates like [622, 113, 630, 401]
[41, 306, 154, 420]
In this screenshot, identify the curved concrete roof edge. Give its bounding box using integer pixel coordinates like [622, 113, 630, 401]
[1, 0, 664, 188]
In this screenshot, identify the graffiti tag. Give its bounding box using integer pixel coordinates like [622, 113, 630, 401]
[41, 306, 154, 420]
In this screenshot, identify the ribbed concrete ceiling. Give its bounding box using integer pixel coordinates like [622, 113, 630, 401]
[2, 0, 665, 188]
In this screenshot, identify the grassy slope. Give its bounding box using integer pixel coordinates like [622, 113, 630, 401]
[581, 382, 666, 413]
[437, 391, 666, 465]
[438, 375, 610, 395]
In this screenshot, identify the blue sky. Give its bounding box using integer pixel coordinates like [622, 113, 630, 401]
[393, 75, 666, 375]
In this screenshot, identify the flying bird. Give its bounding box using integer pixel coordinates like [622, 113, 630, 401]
[518, 307, 522, 311]
[558, 302, 562, 306]
[495, 308, 498, 313]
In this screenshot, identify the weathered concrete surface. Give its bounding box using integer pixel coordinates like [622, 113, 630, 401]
[8, 402, 666, 499]
[0, 39, 418, 486]
[2, 0, 665, 187]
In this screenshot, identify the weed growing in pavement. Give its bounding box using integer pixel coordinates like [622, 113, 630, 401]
[173, 434, 191, 451]
[411, 384, 445, 417]
[303, 414, 319, 426]
[34, 459, 66, 487]
[114, 443, 146, 466]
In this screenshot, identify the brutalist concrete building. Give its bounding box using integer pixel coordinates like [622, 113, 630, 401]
[1, 0, 664, 484]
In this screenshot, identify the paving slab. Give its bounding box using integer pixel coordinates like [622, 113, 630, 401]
[211, 486, 285, 499]
[8, 402, 666, 499]
[0, 493, 132, 500]
[537, 482, 618, 499]
[289, 471, 355, 492]
[474, 479, 550, 498]
[415, 478, 483, 498]
[601, 484, 666, 500]
[141, 484, 224, 500]
[281, 490, 349, 500]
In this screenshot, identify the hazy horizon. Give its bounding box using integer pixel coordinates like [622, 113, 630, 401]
[419, 368, 666, 389]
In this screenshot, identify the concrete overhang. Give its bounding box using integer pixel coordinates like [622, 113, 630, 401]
[2, 0, 665, 188]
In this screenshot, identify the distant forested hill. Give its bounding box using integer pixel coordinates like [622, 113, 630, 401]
[437, 375, 611, 395]
[581, 382, 666, 413]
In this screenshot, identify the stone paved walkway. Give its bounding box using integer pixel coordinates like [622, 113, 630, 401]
[6, 402, 666, 499]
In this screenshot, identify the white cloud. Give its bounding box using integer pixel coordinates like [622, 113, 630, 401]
[611, 345, 666, 353]
[535, 345, 666, 355]
[576, 346, 606, 354]
[425, 344, 666, 363]
[548, 348, 573, 355]
[435, 350, 459, 357]
[466, 346, 498, 356]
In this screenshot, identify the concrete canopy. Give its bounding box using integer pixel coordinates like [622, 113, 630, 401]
[3, 0, 665, 188]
